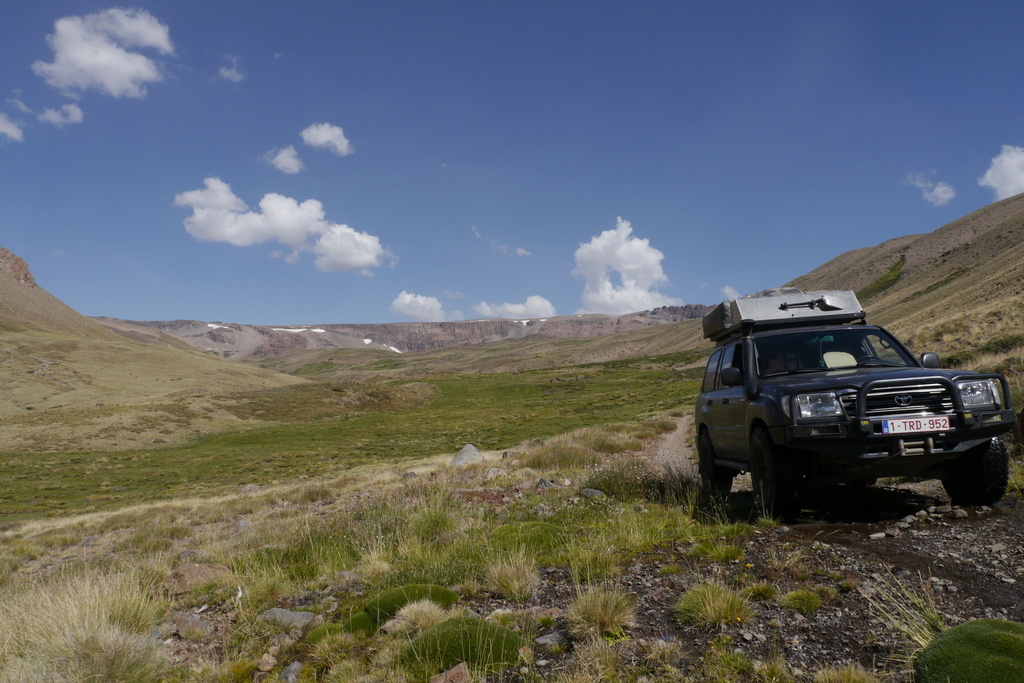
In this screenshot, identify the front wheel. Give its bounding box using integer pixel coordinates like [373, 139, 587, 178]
[750, 427, 803, 520]
[941, 438, 1009, 507]
[698, 430, 735, 497]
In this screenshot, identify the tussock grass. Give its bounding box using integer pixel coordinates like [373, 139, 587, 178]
[674, 582, 753, 630]
[813, 663, 881, 683]
[781, 588, 823, 615]
[0, 571, 165, 682]
[566, 586, 636, 640]
[485, 548, 540, 602]
[861, 571, 945, 667]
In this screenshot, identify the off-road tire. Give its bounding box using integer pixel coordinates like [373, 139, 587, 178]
[941, 437, 1009, 507]
[750, 427, 802, 520]
[698, 430, 735, 497]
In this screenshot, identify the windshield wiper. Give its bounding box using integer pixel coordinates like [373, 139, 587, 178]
[856, 361, 905, 367]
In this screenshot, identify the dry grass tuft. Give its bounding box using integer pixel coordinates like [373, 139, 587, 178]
[674, 581, 753, 630]
[566, 586, 636, 640]
[813, 662, 881, 683]
[485, 548, 540, 602]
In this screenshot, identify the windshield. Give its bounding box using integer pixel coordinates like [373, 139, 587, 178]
[754, 328, 915, 377]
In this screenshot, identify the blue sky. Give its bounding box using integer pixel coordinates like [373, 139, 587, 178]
[3, 2, 1024, 325]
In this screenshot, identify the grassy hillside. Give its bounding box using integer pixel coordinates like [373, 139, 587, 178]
[787, 193, 1024, 362]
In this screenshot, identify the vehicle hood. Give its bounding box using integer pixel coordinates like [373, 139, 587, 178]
[760, 366, 972, 394]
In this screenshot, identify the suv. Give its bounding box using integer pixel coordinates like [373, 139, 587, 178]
[694, 288, 1015, 518]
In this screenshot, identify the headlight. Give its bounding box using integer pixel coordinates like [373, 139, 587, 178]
[957, 379, 998, 409]
[795, 392, 843, 419]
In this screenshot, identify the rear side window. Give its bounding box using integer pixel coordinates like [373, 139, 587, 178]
[702, 348, 724, 393]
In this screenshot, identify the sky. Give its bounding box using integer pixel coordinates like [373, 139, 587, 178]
[3, 2, 1024, 325]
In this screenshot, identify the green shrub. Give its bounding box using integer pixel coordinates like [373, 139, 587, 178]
[490, 522, 570, 554]
[362, 584, 459, 626]
[306, 622, 348, 644]
[400, 616, 525, 682]
[915, 619, 1024, 683]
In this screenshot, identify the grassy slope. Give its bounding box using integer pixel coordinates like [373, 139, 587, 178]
[787, 193, 1024, 359]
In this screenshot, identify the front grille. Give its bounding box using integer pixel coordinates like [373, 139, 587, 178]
[839, 382, 955, 418]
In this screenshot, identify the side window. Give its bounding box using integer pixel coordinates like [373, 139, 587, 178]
[702, 349, 724, 393]
[722, 342, 743, 374]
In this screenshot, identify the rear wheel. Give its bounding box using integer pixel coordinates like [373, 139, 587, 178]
[942, 438, 1009, 506]
[750, 427, 803, 520]
[698, 430, 735, 497]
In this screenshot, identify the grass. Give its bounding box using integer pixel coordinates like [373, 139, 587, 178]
[857, 254, 905, 301]
[566, 586, 636, 640]
[860, 571, 945, 667]
[674, 582, 753, 630]
[0, 356, 701, 521]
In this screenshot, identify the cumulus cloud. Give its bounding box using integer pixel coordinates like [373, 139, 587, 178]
[390, 291, 463, 322]
[32, 8, 174, 98]
[0, 113, 24, 141]
[38, 103, 84, 127]
[906, 171, 955, 206]
[720, 285, 741, 300]
[572, 217, 683, 315]
[174, 177, 393, 274]
[979, 145, 1024, 201]
[219, 55, 245, 82]
[301, 122, 352, 156]
[475, 296, 556, 319]
[265, 146, 303, 174]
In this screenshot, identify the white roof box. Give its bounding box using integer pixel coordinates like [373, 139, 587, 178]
[703, 288, 865, 343]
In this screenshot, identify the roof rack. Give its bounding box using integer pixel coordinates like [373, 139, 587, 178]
[703, 288, 866, 344]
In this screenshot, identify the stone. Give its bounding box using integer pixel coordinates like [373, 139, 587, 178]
[240, 484, 264, 496]
[260, 608, 316, 629]
[580, 488, 605, 499]
[278, 661, 302, 682]
[989, 543, 1008, 553]
[404, 471, 419, 479]
[868, 532, 886, 540]
[952, 509, 969, 519]
[483, 467, 507, 481]
[173, 612, 213, 637]
[535, 631, 565, 647]
[430, 662, 469, 683]
[165, 563, 231, 594]
[452, 444, 485, 467]
[258, 653, 278, 672]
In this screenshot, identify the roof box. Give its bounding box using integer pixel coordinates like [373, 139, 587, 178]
[703, 288, 865, 343]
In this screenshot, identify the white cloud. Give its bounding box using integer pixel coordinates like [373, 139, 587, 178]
[720, 285, 741, 300]
[8, 98, 32, 114]
[572, 217, 683, 315]
[38, 103, 84, 127]
[219, 55, 245, 82]
[0, 113, 24, 141]
[979, 145, 1024, 201]
[475, 295, 556, 319]
[472, 225, 481, 239]
[265, 146, 303, 174]
[32, 8, 174, 98]
[497, 244, 531, 256]
[301, 122, 352, 156]
[174, 177, 393, 274]
[906, 171, 955, 206]
[390, 291, 463, 322]
[441, 290, 466, 299]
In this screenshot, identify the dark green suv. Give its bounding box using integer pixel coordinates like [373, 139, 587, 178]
[695, 288, 1015, 518]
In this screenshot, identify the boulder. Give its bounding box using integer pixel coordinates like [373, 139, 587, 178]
[260, 608, 316, 629]
[452, 444, 485, 467]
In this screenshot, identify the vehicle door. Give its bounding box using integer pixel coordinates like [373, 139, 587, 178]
[697, 347, 725, 449]
[714, 342, 749, 458]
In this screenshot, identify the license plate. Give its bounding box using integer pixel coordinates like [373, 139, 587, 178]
[881, 416, 950, 434]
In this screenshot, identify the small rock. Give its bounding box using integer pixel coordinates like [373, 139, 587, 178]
[452, 444, 485, 467]
[884, 528, 901, 537]
[173, 612, 213, 637]
[868, 532, 887, 540]
[902, 515, 918, 524]
[502, 450, 514, 459]
[483, 467, 507, 481]
[279, 661, 302, 682]
[260, 608, 316, 629]
[258, 653, 278, 672]
[952, 509, 969, 519]
[989, 543, 1007, 553]
[237, 519, 252, 531]
[404, 471, 419, 479]
[535, 631, 565, 647]
[537, 477, 562, 489]
[580, 488, 605, 499]
[240, 484, 264, 496]
[933, 505, 952, 515]
[430, 662, 469, 683]
[915, 510, 929, 518]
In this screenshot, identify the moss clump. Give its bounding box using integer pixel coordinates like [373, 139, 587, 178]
[362, 584, 459, 627]
[491, 522, 569, 554]
[915, 619, 1024, 683]
[401, 616, 525, 682]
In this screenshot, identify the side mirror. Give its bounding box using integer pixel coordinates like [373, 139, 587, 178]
[921, 352, 940, 369]
[721, 367, 743, 387]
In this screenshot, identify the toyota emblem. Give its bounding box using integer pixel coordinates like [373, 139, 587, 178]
[894, 395, 913, 406]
